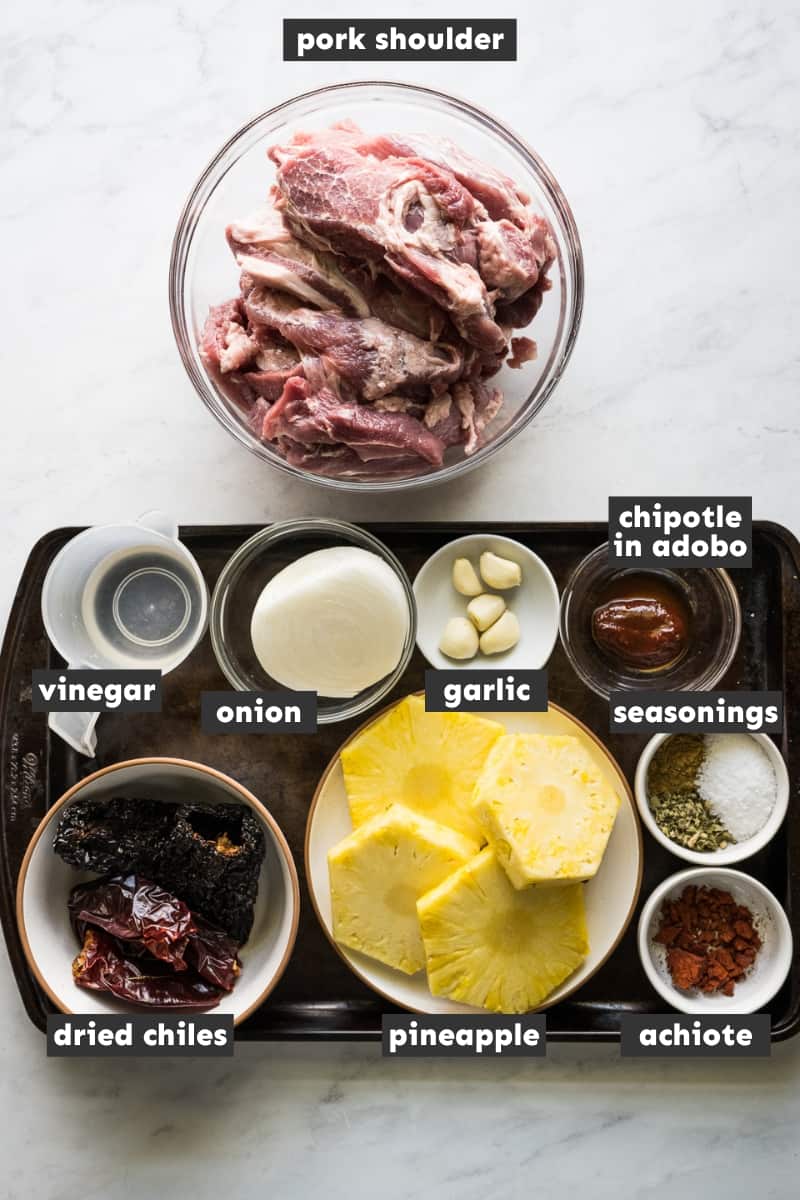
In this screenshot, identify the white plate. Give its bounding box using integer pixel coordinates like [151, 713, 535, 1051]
[306, 700, 642, 1014]
[17, 759, 300, 1025]
[412, 534, 560, 671]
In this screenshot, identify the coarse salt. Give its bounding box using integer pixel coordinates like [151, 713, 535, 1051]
[696, 734, 776, 842]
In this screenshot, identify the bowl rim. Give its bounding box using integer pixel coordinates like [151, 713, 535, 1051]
[558, 542, 743, 700]
[634, 731, 790, 866]
[209, 517, 418, 723]
[636, 865, 794, 1014]
[304, 693, 643, 1015]
[168, 78, 584, 493]
[412, 532, 560, 669]
[15, 756, 301, 1026]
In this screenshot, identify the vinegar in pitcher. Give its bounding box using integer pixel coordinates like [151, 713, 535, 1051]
[80, 544, 203, 668]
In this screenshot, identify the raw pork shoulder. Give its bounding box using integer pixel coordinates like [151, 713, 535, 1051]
[270, 140, 505, 352]
[258, 375, 447, 466]
[199, 123, 554, 478]
[242, 286, 462, 401]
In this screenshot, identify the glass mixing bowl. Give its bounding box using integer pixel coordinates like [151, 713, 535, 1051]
[559, 543, 742, 700]
[210, 519, 417, 724]
[170, 81, 583, 492]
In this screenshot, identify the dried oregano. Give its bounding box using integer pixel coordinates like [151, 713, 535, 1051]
[647, 737, 733, 851]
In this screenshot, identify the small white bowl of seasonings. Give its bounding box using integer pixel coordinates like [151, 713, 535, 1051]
[635, 732, 789, 866]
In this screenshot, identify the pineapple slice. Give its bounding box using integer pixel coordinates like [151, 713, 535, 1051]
[472, 734, 621, 889]
[341, 694, 503, 842]
[328, 804, 476, 974]
[418, 848, 589, 1012]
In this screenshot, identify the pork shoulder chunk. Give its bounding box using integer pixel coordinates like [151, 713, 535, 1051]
[269, 138, 508, 352]
[258, 375, 446, 467]
[242, 286, 463, 401]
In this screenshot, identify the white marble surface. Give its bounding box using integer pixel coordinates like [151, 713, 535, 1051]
[2, 0, 799, 1194]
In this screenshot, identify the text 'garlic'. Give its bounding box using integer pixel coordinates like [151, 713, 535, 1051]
[250, 547, 409, 698]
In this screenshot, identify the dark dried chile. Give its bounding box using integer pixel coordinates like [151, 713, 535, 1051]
[53, 797, 174, 875]
[73, 928, 223, 1009]
[54, 798, 265, 942]
[157, 804, 265, 943]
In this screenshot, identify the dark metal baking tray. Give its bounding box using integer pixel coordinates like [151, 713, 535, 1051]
[1, 522, 798, 1041]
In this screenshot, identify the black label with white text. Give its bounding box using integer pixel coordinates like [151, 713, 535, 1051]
[31, 669, 161, 713]
[425, 670, 547, 713]
[620, 1015, 770, 1057]
[608, 497, 752, 567]
[47, 1014, 234, 1057]
[610, 690, 782, 734]
[383, 1015, 545, 1057]
[283, 19, 517, 61]
[201, 690, 317, 734]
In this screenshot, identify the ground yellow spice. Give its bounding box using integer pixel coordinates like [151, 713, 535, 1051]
[647, 735, 704, 794]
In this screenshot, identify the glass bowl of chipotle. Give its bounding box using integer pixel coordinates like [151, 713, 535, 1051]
[558, 543, 741, 700]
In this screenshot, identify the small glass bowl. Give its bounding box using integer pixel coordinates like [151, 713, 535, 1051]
[210, 519, 417, 724]
[559, 543, 742, 700]
[169, 80, 583, 492]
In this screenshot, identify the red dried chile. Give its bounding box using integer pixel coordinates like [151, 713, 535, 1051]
[186, 917, 242, 992]
[73, 928, 224, 1009]
[69, 876, 195, 968]
[68, 876, 241, 1007]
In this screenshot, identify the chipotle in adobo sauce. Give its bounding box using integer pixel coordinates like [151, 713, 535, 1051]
[591, 572, 690, 670]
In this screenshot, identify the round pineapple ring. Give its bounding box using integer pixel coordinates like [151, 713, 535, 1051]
[305, 695, 643, 1015]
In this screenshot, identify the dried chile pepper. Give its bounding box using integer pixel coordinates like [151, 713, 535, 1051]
[73, 928, 223, 1009]
[592, 597, 688, 668]
[53, 798, 174, 875]
[590, 572, 690, 670]
[68, 876, 242, 1006]
[54, 798, 265, 943]
[156, 804, 265, 943]
[69, 876, 195, 969]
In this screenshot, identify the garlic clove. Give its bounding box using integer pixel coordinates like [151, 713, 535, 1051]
[439, 617, 479, 660]
[479, 551, 522, 590]
[452, 557, 483, 596]
[479, 611, 520, 655]
[466, 593, 506, 632]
